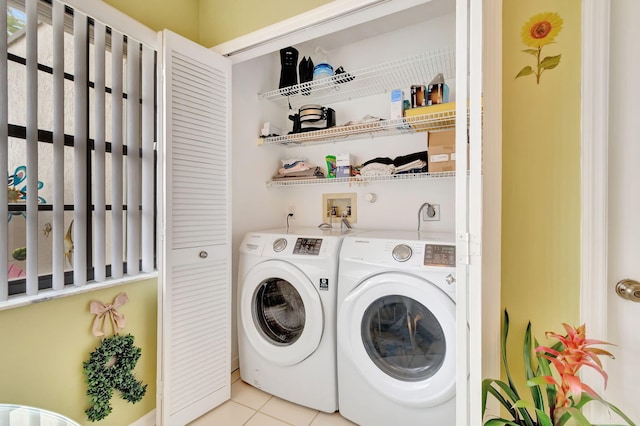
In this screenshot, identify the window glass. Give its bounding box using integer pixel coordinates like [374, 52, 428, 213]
[361, 295, 446, 381]
[253, 278, 306, 345]
[3, 1, 156, 297]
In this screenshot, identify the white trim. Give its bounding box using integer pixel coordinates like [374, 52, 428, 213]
[479, 0, 502, 422]
[0, 273, 158, 312]
[454, 0, 469, 425]
[211, 0, 431, 63]
[129, 409, 156, 426]
[580, 0, 610, 419]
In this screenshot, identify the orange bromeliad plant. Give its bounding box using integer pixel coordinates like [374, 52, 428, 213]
[482, 310, 635, 426]
[534, 323, 614, 422]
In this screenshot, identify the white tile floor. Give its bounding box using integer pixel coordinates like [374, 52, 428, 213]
[188, 370, 356, 426]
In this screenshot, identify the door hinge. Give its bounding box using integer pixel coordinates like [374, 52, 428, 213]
[457, 232, 471, 265]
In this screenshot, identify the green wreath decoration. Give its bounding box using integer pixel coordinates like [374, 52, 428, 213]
[83, 334, 147, 421]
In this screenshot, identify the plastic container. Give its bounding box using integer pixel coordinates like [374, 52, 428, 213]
[313, 47, 334, 80]
[325, 155, 337, 178]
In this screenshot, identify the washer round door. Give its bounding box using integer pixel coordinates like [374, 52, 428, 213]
[338, 271, 456, 408]
[240, 260, 324, 366]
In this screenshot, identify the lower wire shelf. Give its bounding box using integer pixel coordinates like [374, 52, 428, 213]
[266, 171, 456, 187]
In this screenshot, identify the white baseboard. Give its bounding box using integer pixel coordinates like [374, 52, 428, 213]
[129, 409, 156, 426]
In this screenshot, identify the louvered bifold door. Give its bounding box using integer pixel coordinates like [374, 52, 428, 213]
[158, 30, 232, 426]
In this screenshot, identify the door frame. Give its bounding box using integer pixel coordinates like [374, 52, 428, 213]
[580, 0, 610, 417]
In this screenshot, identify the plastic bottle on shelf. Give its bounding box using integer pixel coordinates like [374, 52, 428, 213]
[313, 47, 334, 80]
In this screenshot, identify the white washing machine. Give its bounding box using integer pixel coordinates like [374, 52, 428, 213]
[337, 230, 457, 426]
[237, 227, 358, 413]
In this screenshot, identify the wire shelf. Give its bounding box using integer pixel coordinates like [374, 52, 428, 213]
[258, 47, 455, 109]
[259, 109, 461, 147]
[266, 171, 456, 188]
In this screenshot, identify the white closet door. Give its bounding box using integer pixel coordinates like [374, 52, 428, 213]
[158, 30, 232, 426]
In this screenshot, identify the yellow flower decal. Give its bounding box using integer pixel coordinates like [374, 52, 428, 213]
[521, 12, 563, 48]
[516, 12, 564, 84]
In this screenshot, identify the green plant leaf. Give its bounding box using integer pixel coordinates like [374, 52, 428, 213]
[485, 419, 523, 426]
[535, 337, 560, 414]
[565, 407, 594, 426]
[523, 322, 545, 411]
[515, 66, 534, 79]
[555, 408, 573, 426]
[540, 55, 561, 70]
[500, 311, 536, 426]
[535, 409, 553, 426]
[577, 392, 637, 426]
[501, 311, 519, 398]
[514, 400, 535, 410]
[521, 48, 539, 56]
[483, 379, 520, 420]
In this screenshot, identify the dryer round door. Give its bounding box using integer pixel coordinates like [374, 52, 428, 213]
[240, 260, 324, 367]
[338, 271, 456, 408]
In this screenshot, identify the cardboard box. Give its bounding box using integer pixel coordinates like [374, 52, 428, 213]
[427, 129, 469, 172]
[336, 154, 352, 178]
[428, 129, 456, 172]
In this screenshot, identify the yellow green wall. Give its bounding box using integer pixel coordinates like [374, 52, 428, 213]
[0, 279, 157, 425]
[103, 0, 200, 42]
[103, 0, 332, 47]
[197, 0, 332, 47]
[502, 0, 581, 387]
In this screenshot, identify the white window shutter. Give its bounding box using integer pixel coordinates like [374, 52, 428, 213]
[158, 30, 232, 426]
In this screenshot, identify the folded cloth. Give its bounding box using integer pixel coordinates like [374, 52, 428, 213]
[281, 158, 305, 167]
[361, 157, 394, 167]
[393, 151, 428, 166]
[396, 164, 428, 174]
[272, 167, 325, 180]
[395, 159, 426, 173]
[278, 161, 314, 175]
[283, 160, 303, 169]
[360, 163, 395, 177]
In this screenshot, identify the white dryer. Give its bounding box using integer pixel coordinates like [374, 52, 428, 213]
[337, 231, 457, 426]
[237, 227, 357, 413]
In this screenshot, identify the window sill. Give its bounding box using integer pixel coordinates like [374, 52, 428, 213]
[0, 272, 158, 312]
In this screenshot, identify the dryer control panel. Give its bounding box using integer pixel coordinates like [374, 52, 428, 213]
[293, 238, 323, 255]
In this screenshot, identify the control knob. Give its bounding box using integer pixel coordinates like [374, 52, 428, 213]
[273, 238, 287, 252]
[392, 244, 412, 262]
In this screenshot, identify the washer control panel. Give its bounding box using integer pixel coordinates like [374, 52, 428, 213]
[424, 244, 456, 267]
[293, 238, 323, 255]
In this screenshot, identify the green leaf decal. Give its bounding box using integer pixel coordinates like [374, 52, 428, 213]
[540, 55, 562, 70]
[516, 66, 534, 79]
[522, 48, 539, 56]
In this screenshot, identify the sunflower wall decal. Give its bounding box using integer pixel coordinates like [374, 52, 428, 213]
[516, 12, 563, 84]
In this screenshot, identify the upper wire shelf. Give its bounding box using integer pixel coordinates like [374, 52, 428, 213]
[258, 47, 455, 109]
[259, 108, 461, 147]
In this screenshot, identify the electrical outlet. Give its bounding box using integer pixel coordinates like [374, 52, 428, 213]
[422, 204, 440, 221]
[288, 205, 296, 215]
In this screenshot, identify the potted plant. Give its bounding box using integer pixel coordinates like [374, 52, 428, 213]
[482, 310, 636, 426]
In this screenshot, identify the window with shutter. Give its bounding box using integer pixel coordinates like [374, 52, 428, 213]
[1, 0, 157, 304]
